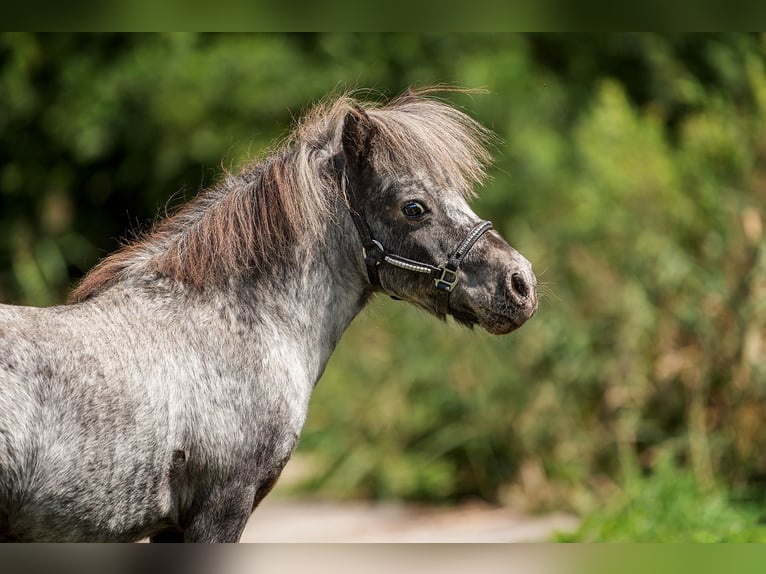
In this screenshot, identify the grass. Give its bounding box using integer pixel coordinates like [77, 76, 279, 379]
[555, 456, 766, 542]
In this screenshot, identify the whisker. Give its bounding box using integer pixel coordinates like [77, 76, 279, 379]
[535, 281, 560, 304]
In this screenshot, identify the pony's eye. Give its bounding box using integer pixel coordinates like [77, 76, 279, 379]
[402, 201, 427, 219]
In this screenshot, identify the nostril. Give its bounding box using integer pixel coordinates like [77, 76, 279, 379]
[511, 272, 529, 298]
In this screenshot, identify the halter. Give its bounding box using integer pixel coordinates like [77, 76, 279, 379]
[348, 207, 493, 317]
[335, 150, 494, 316]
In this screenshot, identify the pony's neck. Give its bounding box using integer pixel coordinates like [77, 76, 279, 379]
[225, 200, 372, 385]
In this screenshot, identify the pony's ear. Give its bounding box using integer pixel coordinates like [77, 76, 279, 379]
[341, 105, 377, 167]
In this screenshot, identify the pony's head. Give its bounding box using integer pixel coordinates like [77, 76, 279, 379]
[339, 92, 537, 334]
[69, 88, 538, 335]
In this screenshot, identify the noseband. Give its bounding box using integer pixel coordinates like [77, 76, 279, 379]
[348, 207, 493, 317]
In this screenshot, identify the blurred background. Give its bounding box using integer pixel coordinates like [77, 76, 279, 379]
[1, 33, 766, 541]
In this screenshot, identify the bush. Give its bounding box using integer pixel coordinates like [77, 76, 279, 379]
[556, 454, 766, 542]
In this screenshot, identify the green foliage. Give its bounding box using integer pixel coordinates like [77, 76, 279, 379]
[3, 34, 766, 538]
[295, 34, 766, 515]
[556, 455, 766, 542]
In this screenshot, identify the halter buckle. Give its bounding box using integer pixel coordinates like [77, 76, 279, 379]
[435, 265, 459, 292]
[362, 239, 385, 266]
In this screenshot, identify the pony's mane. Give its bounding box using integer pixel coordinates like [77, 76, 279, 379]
[69, 88, 494, 303]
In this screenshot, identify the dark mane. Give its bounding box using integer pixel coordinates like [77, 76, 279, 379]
[69, 88, 494, 303]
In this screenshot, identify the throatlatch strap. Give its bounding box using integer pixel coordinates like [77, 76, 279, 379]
[348, 208, 386, 292]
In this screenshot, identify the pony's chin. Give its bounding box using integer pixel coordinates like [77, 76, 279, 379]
[479, 314, 521, 335]
[448, 307, 513, 335]
[451, 306, 528, 335]
[449, 306, 480, 330]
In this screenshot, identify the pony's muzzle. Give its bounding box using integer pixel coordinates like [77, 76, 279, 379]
[506, 259, 538, 320]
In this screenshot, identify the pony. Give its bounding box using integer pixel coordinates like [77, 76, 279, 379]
[0, 89, 537, 542]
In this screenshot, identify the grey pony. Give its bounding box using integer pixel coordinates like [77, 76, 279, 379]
[0, 90, 537, 542]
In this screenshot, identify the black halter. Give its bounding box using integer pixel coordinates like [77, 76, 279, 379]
[335, 152, 494, 316]
[348, 207, 493, 317]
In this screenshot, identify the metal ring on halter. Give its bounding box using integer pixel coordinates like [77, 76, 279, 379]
[362, 239, 385, 261]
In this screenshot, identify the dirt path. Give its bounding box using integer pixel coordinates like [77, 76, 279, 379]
[239, 454, 577, 543]
[241, 498, 578, 543]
